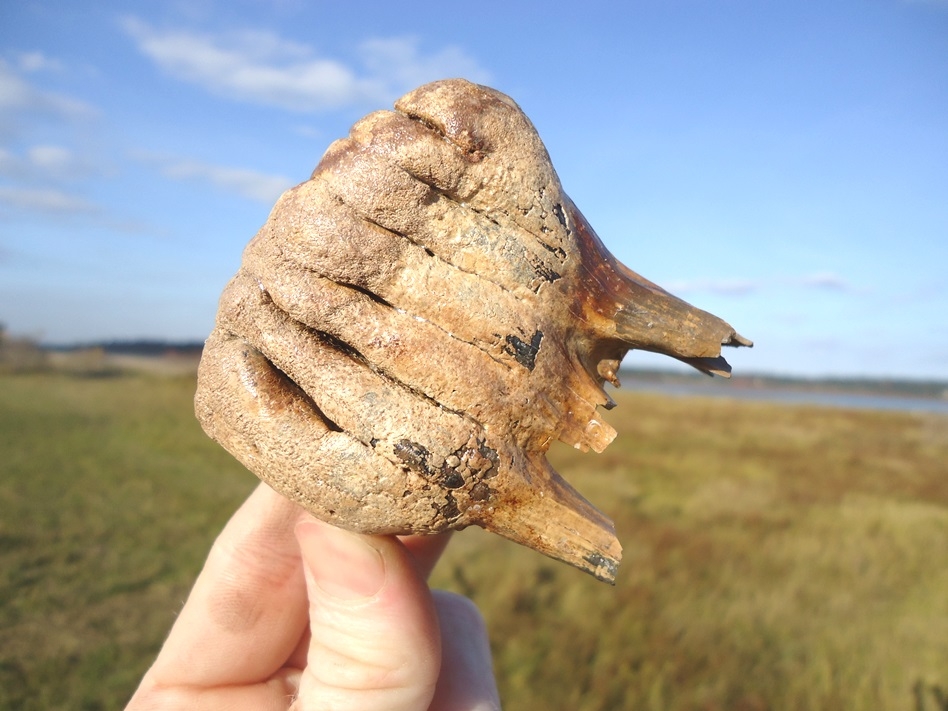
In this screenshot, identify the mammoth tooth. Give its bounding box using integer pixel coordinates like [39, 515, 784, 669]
[195, 78, 751, 583]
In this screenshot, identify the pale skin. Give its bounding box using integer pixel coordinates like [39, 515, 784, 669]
[126, 483, 501, 711]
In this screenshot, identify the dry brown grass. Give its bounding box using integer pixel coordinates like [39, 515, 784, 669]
[431, 392, 948, 710]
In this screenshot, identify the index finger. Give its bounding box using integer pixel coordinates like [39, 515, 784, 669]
[398, 532, 453, 579]
[145, 483, 310, 689]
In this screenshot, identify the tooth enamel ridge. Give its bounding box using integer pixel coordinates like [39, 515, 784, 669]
[195, 79, 751, 583]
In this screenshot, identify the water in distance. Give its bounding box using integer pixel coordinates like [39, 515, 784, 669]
[620, 371, 948, 416]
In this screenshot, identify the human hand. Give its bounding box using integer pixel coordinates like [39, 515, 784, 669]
[126, 483, 500, 710]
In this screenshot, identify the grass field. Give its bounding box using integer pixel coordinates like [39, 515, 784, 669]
[1, 371, 946, 710]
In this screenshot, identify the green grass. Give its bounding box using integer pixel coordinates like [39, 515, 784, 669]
[0, 373, 255, 710]
[2, 373, 947, 710]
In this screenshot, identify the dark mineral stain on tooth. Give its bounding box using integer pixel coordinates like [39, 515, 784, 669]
[503, 330, 543, 370]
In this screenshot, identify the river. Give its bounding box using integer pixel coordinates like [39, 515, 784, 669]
[621, 379, 948, 416]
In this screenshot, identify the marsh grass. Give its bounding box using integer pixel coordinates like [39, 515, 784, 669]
[1, 374, 946, 710]
[0, 374, 254, 710]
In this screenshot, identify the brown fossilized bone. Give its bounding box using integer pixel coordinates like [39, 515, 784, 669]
[195, 79, 751, 583]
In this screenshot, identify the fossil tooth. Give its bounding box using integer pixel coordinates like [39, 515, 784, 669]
[195, 78, 751, 583]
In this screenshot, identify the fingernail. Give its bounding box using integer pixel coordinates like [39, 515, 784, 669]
[297, 520, 386, 600]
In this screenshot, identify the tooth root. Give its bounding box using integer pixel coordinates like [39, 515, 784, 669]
[726, 332, 755, 348]
[567, 200, 751, 376]
[481, 455, 621, 584]
[677, 355, 734, 378]
[597, 358, 622, 387]
[609, 276, 747, 364]
[555, 413, 617, 454]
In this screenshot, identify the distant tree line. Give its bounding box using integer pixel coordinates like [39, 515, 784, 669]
[1, 327, 206, 374]
[0, 324, 49, 373]
[47, 339, 205, 357]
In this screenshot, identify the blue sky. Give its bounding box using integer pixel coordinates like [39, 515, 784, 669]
[2, 0, 946, 380]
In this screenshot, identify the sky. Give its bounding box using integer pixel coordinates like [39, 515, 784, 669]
[1, 0, 946, 380]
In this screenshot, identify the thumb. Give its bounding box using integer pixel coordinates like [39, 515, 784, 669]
[292, 519, 441, 711]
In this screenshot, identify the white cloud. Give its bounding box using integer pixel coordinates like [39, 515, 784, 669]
[28, 145, 74, 172]
[163, 161, 294, 202]
[292, 124, 324, 140]
[0, 145, 97, 183]
[0, 148, 16, 176]
[666, 278, 759, 296]
[16, 51, 64, 73]
[0, 62, 107, 225]
[0, 186, 98, 215]
[120, 17, 490, 112]
[796, 272, 852, 291]
[0, 183, 151, 233]
[356, 37, 491, 93]
[666, 271, 857, 297]
[135, 151, 295, 203]
[0, 59, 97, 121]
